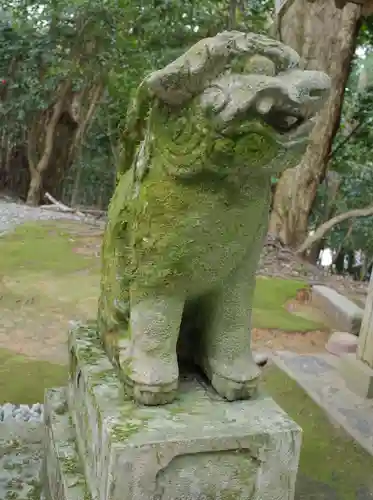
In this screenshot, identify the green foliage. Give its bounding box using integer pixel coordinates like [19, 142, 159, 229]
[0, 0, 273, 206]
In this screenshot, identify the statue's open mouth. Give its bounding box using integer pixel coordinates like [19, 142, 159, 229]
[262, 108, 305, 134]
[218, 109, 316, 147]
[258, 98, 320, 148]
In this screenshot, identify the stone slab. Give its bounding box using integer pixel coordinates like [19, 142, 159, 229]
[312, 285, 363, 334]
[325, 331, 358, 356]
[339, 353, 373, 399]
[0, 420, 44, 500]
[271, 351, 373, 456]
[67, 324, 302, 500]
[43, 387, 90, 500]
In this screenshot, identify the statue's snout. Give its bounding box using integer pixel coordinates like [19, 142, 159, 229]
[255, 69, 331, 123]
[281, 69, 331, 118]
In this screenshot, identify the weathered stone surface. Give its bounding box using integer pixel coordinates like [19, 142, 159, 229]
[312, 285, 363, 334]
[0, 421, 44, 500]
[63, 324, 302, 500]
[98, 30, 331, 405]
[43, 387, 90, 500]
[339, 353, 373, 400]
[272, 351, 373, 456]
[357, 272, 373, 368]
[326, 331, 358, 356]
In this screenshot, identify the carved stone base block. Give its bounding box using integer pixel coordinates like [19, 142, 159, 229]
[43, 388, 89, 500]
[339, 353, 373, 399]
[43, 325, 302, 500]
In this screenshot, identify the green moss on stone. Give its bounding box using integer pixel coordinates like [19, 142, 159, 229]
[97, 61, 308, 389]
[60, 454, 80, 475]
[90, 369, 117, 387]
[110, 418, 149, 442]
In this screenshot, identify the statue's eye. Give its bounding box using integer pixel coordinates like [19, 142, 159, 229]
[262, 110, 303, 133]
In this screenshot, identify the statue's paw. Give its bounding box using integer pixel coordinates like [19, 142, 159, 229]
[131, 380, 178, 406]
[202, 356, 261, 401]
[120, 353, 179, 405]
[210, 372, 259, 402]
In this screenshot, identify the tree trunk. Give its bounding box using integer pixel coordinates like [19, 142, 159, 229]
[20, 80, 102, 206]
[26, 81, 72, 206]
[26, 170, 43, 206]
[70, 165, 82, 207]
[307, 239, 325, 264]
[269, 0, 361, 247]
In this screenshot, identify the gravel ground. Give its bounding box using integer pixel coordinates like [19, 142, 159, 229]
[0, 403, 44, 423]
[0, 200, 84, 235]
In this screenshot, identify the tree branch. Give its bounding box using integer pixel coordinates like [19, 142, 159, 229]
[26, 121, 39, 175]
[296, 204, 373, 255]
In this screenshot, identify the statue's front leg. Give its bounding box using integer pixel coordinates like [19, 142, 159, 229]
[200, 236, 266, 401]
[120, 292, 185, 405]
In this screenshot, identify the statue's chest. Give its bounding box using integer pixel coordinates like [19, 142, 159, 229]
[134, 179, 269, 250]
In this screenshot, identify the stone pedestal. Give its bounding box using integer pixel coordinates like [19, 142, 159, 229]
[43, 324, 302, 500]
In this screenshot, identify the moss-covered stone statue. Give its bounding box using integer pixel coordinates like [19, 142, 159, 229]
[98, 31, 330, 405]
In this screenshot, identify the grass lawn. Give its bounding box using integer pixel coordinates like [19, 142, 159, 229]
[0, 221, 326, 403]
[263, 365, 373, 500]
[253, 276, 324, 332]
[0, 348, 66, 404]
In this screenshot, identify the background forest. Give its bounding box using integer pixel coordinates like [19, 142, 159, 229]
[2, 0, 373, 275]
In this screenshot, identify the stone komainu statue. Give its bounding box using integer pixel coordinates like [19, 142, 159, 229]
[98, 31, 330, 405]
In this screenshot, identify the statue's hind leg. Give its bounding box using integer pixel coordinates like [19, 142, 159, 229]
[120, 291, 185, 405]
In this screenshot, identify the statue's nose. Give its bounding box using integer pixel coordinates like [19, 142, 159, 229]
[277, 69, 331, 117]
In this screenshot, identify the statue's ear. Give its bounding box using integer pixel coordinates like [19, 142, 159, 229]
[145, 31, 300, 107]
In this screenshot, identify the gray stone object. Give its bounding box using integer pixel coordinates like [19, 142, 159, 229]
[42, 324, 302, 500]
[0, 420, 44, 500]
[272, 351, 373, 456]
[339, 353, 373, 399]
[98, 29, 330, 406]
[312, 285, 363, 335]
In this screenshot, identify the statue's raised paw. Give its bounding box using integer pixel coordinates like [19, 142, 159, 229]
[98, 31, 331, 406]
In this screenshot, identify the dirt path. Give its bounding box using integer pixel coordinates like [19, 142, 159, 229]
[0, 321, 330, 366]
[0, 218, 103, 365]
[252, 327, 330, 354]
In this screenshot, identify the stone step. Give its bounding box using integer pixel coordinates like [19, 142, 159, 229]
[43, 387, 91, 500]
[311, 285, 363, 334]
[271, 350, 373, 457]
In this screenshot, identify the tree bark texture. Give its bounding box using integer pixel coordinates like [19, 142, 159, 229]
[269, 0, 362, 248]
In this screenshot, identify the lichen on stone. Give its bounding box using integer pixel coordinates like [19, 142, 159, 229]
[97, 30, 331, 405]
